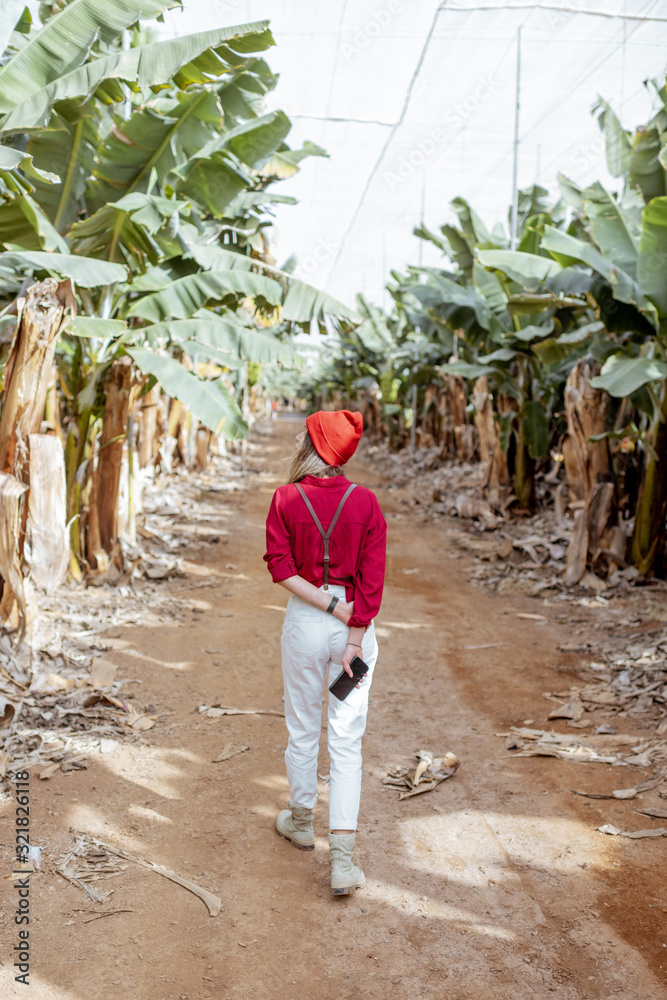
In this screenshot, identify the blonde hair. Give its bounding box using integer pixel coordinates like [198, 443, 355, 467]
[287, 431, 343, 484]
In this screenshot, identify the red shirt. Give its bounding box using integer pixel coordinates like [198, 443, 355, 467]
[264, 475, 387, 628]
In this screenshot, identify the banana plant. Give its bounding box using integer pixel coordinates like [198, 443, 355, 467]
[463, 84, 667, 569]
[393, 195, 597, 508]
[0, 1, 357, 569]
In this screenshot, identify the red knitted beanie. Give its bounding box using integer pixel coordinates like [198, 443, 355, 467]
[306, 409, 363, 466]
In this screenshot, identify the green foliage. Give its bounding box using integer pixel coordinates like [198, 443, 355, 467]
[306, 78, 667, 560]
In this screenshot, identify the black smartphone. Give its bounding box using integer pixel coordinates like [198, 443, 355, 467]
[329, 655, 369, 702]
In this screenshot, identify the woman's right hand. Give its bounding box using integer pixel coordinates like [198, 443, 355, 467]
[333, 600, 354, 626]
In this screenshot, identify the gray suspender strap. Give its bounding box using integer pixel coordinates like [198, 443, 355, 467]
[294, 482, 357, 591]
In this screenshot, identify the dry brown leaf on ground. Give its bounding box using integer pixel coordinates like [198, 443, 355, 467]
[212, 743, 249, 762]
[597, 824, 667, 839]
[93, 838, 222, 917]
[500, 727, 657, 765]
[572, 773, 665, 800]
[384, 749, 459, 799]
[89, 658, 117, 689]
[549, 696, 585, 721]
[198, 704, 284, 718]
[55, 834, 222, 916]
[83, 691, 155, 730]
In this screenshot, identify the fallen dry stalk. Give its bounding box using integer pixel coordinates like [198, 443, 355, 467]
[90, 838, 222, 917]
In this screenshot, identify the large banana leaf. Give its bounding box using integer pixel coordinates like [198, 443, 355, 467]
[0, 21, 273, 134]
[187, 242, 263, 273]
[139, 312, 295, 364]
[282, 280, 358, 324]
[0, 0, 179, 115]
[403, 271, 495, 337]
[510, 320, 555, 342]
[92, 90, 223, 202]
[637, 196, 667, 318]
[440, 224, 474, 279]
[178, 152, 252, 218]
[629, 126, 666, 204]
[413, 224, 448, 254]
[445, 359, 498, 379]
[0, 1, 28, 60]
[0, 248, 126, 286]
[476, 249, 561, 290]
[595, 97, 632, 177]
[258, 141, 326, 180]
[179, 114, 293, 216]
[192, 110, 292, 169]
[66, 317, 127, 338]
[512, 184, 550, 238]
[450, 197, 496, 248]
[179, 340, 243, 369]
[541, 226, 657, 324]
[126, 346, 247, 436]
[188, 241, 358, 324]
[590, 353, 667, 396]
[69, 192, 190, 269]
[0, 194, 69, 252]
[125, 270, 283, 320]
[354, 295, 394, 352]
[0, 143, 59, 184]
[472, 260, 508, 318]
[26, 101, 105, 230]
[580, 181, 640, 277]
[557, 173, 584, 214]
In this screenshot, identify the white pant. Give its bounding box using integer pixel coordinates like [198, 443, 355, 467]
[280, 584, 378, 831]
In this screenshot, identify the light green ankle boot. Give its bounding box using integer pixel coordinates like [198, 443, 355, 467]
[328, 833, 365, 895]
[275, 803, 315, 850]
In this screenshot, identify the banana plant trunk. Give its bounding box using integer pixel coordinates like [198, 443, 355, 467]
[0, 278, 73, 482]
[0, 279, 73, 626]
[472, 376, 510, 508]
[631, 385, 667, 575]
[513, 419, 535, 511]
[92, 358, 133, 558]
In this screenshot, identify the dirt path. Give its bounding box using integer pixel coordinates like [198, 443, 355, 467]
[1, 416, 666, 1000]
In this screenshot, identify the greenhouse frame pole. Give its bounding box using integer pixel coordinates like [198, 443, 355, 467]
[510, 25, 522, 250]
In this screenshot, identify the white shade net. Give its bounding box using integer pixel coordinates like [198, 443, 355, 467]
[155, 2, 667, 311]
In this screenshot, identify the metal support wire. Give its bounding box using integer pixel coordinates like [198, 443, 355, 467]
[510, 25, 522, 251]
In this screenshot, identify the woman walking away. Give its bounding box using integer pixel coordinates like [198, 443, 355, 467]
[264, 410, 387, 896]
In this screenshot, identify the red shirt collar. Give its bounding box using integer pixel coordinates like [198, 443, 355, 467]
[298, 475, 351, 487]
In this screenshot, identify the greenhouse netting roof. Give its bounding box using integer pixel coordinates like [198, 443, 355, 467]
[159, 1, 667, 313]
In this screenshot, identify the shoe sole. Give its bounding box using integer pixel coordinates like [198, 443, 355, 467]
[276, 830, 315, 851]
[331, 883, 364, 895]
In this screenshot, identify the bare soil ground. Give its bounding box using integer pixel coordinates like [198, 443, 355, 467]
[1, 415, 666, 1000]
